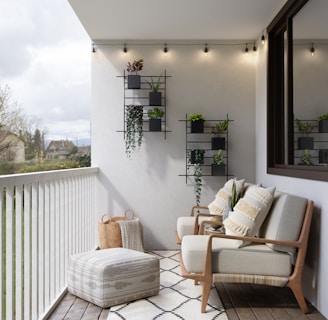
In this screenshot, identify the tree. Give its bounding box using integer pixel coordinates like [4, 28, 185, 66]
[0, 83, 47, 162]
[0, 83, 27, 158]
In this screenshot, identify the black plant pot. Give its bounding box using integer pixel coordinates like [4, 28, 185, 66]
[211, 137, 225, 150]
[190, 150, 204, 164]
[127, 75, 141, 89]
[149, 92, 162, 106]
[190, 120, 204, 133]
[298, 137, 314, 150]
[319, 120, 328, 133]
[212, 163, 226, 176]
[319, 149, 328, 164]
[149, 119, 162, 132]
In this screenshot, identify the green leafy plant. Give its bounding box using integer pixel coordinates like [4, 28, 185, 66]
[187, 113, 206, 122]
[125, 105, 143, 158]
[193, 150, 205, 206]
[299, 149, 313, 165]
[126, 59, 144, 74]
[318, 112, 328, 121]
[146, 74, 162, 92]
[229, 180, 242, 211]
[147, 107, 164, 119]
[295, 119, 314, 136]
[212, 119, 230, 136]
[213, 149, 224, 165]
[187, 149, 205, 206]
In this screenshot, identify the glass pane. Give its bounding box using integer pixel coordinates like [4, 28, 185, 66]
[293, 0, 328, 166]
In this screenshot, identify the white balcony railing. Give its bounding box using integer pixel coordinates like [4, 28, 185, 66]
[0, 167, 99, 320]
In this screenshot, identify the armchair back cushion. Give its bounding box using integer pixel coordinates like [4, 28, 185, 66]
[260, 192, 308, 253]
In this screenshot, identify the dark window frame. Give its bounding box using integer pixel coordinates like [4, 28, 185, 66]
[267, 0, 328, 182]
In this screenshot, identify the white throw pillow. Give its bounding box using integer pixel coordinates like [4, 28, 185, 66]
[223, 185, 275, 247]
[208, 178, 245, 217]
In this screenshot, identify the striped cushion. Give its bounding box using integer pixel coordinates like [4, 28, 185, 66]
[224, 186, 275, 247]
[68, 248, 160, 308]
[208, 178, 245, 216]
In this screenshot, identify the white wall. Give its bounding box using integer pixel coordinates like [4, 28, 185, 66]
[255, 40, 328, 318]
[92, 41, 256, 250]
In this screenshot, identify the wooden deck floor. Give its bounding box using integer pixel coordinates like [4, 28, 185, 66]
[47, 283, 326, 320]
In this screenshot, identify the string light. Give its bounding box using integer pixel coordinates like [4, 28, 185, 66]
[244, 43, 249, 54]
[310, 43, 315, 57]
[204, 43, 208, 56]
[164, 43, 168, 56]
[253, 43, 257, 55]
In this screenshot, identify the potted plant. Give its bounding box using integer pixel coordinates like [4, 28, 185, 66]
[125, 105, 143, 158]
[299, 149, 313, 165]
[189, 149, 205, 164]
[147, 107, 164, 131]
[212, 149, 225, 176]
[318, 112, 328, 133]
[188, 149, 205, 206]
[211, 119, 230, 150]
[319, 149, 328, 164]
[295, 118, 314, 150]
[126, 59, 144, 89]
[147, 74, 162, 106]
[187, 113, 206, 133]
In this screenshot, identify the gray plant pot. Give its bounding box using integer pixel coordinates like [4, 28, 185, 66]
[149, 92, 162, 106]
[190, 150, 204, 164]
[190, 120, 204, 133]
[211, 137, 225, 150]
[319, 120, 328, 133]
[149, 119, 162, 132]
[212, 163, 226, 176]
[319, 149, 328, 164]
[298, 137, 314, 150]
[127, 75, 141, 89]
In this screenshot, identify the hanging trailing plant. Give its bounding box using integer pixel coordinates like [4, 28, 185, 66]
[125, 105, 143, 158]
[188, 149, 205, 206]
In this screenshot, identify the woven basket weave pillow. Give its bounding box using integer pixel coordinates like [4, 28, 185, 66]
[223, 185, 275, 247]
[208, 178, 245, 217]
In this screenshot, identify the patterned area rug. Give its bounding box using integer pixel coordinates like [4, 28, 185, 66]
[108, 251, 227, 320]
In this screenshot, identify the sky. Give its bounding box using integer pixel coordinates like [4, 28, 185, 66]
[0, 0, 91, 146]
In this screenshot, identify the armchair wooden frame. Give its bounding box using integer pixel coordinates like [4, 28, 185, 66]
[179, 200, 314, 314]
[176, 205, 214, 244]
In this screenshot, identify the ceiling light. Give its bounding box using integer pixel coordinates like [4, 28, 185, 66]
[253, 43, 257, 54]
[261, 34, 265, 45]
[123, 44, 127, 54]
[164, 43, 168, 56]
[204, 44, 208, 56]
[310, 43, 315, 57]
[92, 43, 96, 53]
[244, 43, 249, 54]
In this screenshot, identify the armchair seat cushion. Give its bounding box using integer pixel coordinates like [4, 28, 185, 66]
[181, 235, 292, 277]
[177, 216, 209, 240]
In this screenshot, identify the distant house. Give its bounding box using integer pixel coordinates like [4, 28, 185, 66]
[0, 130, 25, 162]
[46, 140, 75, 160]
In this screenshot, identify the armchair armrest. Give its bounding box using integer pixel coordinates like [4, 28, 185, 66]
[194, 213, 218, 235]
[208, 233, 301, 249]
[190, 205, 209, 217]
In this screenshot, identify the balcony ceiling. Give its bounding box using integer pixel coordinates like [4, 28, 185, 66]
[68, 0, 288, 41]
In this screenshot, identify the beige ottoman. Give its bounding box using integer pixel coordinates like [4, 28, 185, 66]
[68, 248, 160, 308]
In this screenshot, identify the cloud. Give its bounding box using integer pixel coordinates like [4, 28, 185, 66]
[0, 0, 91, 142]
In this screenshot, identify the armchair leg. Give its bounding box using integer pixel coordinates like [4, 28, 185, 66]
[201, 281, 212, 313]
[288, 282, 309, 314]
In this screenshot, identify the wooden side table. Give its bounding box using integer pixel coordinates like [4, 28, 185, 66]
[204, 224, 225, 235]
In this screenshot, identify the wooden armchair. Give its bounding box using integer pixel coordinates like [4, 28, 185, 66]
[179, 192, 314, 314]
[176, 205, 220, 244]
